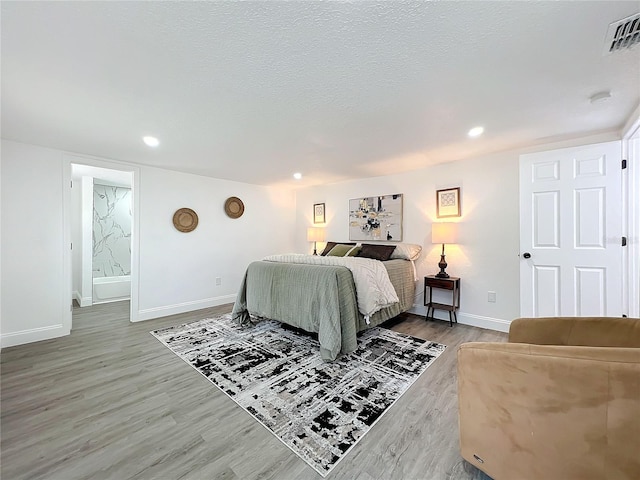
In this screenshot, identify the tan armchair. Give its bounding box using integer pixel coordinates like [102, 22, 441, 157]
[457, 317, 640, 480]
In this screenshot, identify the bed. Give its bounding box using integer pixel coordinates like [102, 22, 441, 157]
[231, 243, 420, 360]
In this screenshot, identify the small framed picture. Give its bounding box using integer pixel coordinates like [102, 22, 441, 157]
[436, 188, 461, 218]
[313, 203, 326, 224]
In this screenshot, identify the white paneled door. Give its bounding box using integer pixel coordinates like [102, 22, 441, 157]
[520, 142, 623, 317]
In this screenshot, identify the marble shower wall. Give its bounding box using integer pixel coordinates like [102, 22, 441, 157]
[93, 184, 131, 278]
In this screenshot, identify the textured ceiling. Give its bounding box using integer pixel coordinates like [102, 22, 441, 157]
[2, 1, 639, 187]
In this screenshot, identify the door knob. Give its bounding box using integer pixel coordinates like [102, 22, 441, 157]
[522, 252, 531, 259]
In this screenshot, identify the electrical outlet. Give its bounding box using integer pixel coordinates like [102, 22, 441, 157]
[488, 291, 496, 303]
[216, 277, 222, 286]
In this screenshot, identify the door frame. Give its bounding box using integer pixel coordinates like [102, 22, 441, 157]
[63, 153, 141, 331]
[622, 114, 640, 317]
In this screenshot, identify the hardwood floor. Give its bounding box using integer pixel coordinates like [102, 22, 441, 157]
[1, 302, 504, 480]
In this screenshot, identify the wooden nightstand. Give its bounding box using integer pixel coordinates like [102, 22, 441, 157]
[424, 275, 460, 326]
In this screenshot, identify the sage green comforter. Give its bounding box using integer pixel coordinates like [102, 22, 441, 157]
[231, 259, 415, 360]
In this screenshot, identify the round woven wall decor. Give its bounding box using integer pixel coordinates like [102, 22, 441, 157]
[172, 208, 199, 232]
[224, 197, 245, 219]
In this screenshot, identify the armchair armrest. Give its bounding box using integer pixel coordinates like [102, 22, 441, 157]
[508, 316, 640, 348]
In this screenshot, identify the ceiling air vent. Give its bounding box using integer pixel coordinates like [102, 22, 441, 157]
[603, 13, 640, 55]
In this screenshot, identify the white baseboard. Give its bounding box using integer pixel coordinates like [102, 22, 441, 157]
[456, 312, 511, 332]
[134, 294, 237, 322]
[0, 324, 69, 349]
[409, 304, 510, 333]
[93, 297, 129, 305]
[73, 290, 93, 307]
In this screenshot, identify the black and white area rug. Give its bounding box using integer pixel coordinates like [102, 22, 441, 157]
[151, 313, 446, 476]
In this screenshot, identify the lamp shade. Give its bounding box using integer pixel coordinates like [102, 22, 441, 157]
[432, 222, 458, 244]
[307, 227, 325, 243]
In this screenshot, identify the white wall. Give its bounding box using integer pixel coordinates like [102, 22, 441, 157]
[136, 165, 296, 320]
[80, 176, 94, 306]
[1, 140, 296, 347]
[295, 151, 521, 331]
[71, 172, 83, 303]
[1, 141, 70, 345]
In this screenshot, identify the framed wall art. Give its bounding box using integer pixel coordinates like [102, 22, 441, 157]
[313, 203, 325, 224]
[436, 187, 461, 218]
[349, 194, 403, 242]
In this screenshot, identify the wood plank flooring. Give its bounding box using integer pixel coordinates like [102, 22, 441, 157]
[1, 302, 505, 480]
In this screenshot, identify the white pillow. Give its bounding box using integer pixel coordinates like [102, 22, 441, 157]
[389, 243, 422, 261]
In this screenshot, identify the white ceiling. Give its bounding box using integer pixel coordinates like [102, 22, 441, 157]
[2, 1, 639, 188]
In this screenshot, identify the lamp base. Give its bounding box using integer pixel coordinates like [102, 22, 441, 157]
[435, 254, 449, 278]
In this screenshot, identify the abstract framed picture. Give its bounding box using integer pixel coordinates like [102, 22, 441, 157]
[349, 194, 403, 242]
[313, 203, 325, 224]
[436, 187, 461, 218]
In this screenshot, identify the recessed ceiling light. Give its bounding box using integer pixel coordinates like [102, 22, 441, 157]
[293, 172, 302, 180]
[143, 136, 160, 147]
[468, 126, 484, 138]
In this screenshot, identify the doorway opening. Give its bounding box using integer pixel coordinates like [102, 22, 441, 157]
[71, 164, 133, 308]
[64, 155, 139, 331]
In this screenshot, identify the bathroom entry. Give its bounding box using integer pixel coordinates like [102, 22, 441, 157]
[92, 181, 132, 303]
[71, 163, 133, 309]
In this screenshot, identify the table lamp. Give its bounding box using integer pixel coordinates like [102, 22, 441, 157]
[307, 227, 325, 255]
[432, 222, 458, 278]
